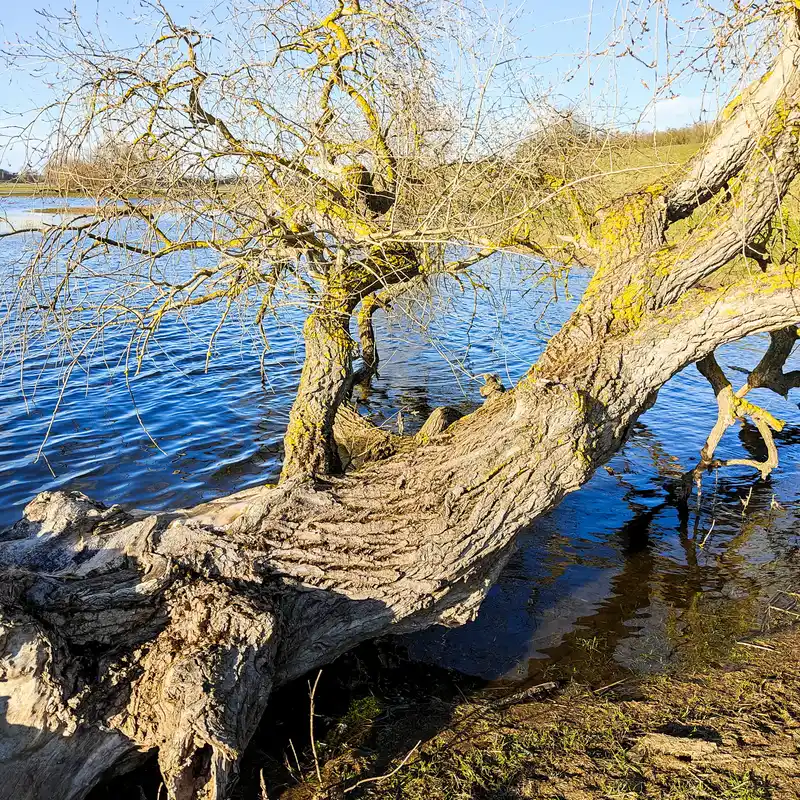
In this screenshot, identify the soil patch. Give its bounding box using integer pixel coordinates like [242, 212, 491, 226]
[278, 628, 800, 799]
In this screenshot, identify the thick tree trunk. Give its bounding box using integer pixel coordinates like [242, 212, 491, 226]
[281, 299, 356, 480]
[282, 274, 417, 478]
[2, 36, 800, 800]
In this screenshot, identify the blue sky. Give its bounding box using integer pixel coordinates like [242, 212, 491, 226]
[0, 0, 727, 171]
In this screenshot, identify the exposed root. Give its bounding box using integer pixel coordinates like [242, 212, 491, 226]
[415, 406, 462, 442]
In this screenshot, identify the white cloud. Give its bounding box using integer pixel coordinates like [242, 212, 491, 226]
[643, 95, 714, 131]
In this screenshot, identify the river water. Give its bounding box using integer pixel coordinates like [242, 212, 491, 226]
[2, 196, 800, 685]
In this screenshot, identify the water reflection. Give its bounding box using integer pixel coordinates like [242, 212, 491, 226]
[1, 195, 800, 684]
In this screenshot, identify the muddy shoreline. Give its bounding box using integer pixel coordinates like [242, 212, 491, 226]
[292, 625, 800, 799]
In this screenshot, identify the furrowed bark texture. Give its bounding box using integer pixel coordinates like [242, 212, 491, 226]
[2, 37, 800, 800]
[281, 300, 356, 480]
[333, 403, 463, 469]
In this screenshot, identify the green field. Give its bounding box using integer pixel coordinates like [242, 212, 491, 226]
[596, 142, 701, 193]
[0, 183, 87, 197]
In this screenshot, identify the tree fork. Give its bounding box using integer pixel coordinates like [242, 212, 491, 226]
[282, 270, 423, 480]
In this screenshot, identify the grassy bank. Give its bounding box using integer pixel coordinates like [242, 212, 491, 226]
[260, 625, 800, 800]
[594, 142, 701, 195]
[0, 182, 87, 197]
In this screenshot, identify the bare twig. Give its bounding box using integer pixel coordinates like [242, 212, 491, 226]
[490, 681, 559, 709]
[309, 669, 323, 785]
[735, 640, 776, 652]
[260, 769, 269, 800]
[343, 740, 422, 794]
[698, 519, 716, 549]
[289, 738, 302, 781]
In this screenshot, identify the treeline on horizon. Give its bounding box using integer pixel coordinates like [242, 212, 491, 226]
[1, 120, 711, 193]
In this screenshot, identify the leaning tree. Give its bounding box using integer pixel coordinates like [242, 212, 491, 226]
[2, 0, 800, 798]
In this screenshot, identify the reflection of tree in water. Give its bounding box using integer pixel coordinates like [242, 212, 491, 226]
[523, 419, 791, 686]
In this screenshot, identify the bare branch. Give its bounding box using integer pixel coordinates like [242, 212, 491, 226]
[739, 325, 800, 398]
[690, 353, 784, 485]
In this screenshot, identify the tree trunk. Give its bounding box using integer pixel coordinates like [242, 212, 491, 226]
[3, 37, 800, 800]
[355, 295, 379, 380]
[281, 298, 356, 480]
[3, 277, 799, 799]
[333, 402, 462, 469]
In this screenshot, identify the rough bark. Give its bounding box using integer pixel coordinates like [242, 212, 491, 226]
[282, 264, 421, 480]
[3, 34, 800, 800]
[536, 41, 800, 376]
[666, 39, 800, 221]
[333, 403, 462, 468]
[281, 299, 356, 480]
[4, 274, 800, 800]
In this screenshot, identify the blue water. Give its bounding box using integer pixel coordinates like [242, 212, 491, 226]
[2, 195, 800, 682]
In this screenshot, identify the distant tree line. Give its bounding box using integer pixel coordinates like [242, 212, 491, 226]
[27, 120, 711, 195]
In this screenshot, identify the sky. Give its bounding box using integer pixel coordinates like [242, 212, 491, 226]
[0, 0, 734, 171]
